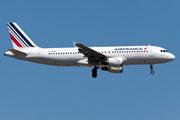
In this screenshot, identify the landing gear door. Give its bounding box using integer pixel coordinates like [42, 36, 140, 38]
[38, 49, 43, 59]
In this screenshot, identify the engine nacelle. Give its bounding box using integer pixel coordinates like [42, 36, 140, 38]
[107, 57, 124, 67]
[101, 66, 123, 73]
[109, 67, 123, 73]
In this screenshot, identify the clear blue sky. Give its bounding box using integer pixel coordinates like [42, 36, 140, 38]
[0, 0, 180, 120]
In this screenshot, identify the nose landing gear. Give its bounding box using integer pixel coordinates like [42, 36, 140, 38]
[150, 64, 154, 74]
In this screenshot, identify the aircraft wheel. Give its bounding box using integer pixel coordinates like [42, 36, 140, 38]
[92, 67, 98, 78]
[92, 68, 97, 73]
[151, 70, 154, 74]
[92, 73, 97, 78]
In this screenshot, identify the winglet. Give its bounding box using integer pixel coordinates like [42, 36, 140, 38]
[72, 41, 77, 48]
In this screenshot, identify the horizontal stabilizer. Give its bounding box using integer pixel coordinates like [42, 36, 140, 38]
[8, 48, 27, 55]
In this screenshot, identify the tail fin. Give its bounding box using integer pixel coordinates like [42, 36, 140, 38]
[7, 22, 39, 49]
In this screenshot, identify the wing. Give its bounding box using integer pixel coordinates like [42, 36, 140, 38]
[73, 41, 106, 62]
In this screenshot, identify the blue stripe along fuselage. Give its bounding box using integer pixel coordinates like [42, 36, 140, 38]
[8, 23, 34, 47]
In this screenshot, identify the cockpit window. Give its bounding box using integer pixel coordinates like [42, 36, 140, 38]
[161, 50, 167, 52]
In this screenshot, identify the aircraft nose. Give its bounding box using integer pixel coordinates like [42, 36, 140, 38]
[169, 53, 175, 61]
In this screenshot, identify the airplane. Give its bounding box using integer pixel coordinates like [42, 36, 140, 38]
[4, 22, 175, 78]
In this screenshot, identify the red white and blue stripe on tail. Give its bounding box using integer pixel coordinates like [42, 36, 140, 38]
[7, 23, 38, 48]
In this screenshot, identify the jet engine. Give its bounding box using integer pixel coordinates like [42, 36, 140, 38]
[101, 66, 123, 73]
[101, 57, 124, 73]
[107, 57, 124, 67]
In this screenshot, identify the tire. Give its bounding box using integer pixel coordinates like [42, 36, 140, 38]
[151, 70, 154, 74]
[92, 73, 97, 78]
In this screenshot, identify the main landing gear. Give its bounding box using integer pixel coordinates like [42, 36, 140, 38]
[92, 67, 99, 78]
[150, 64, 154, 74]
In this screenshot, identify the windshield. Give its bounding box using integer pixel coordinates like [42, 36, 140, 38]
[161, 50, 168, 52]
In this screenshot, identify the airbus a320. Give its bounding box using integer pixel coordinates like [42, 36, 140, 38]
[4, 23, 175, 78]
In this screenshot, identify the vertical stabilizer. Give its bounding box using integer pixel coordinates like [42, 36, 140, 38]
[7, 23, 39, 49]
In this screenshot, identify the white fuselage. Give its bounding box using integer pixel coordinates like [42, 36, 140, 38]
[5, 22, 175, 77]
[5, 45, 175, 67]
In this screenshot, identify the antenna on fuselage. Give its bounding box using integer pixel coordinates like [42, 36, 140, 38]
[148, 44, 151, 46]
